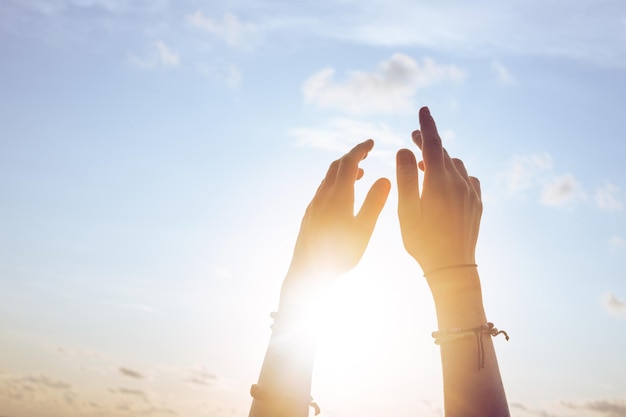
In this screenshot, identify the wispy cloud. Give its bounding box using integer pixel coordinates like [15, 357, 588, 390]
[603, 293, 626, 317]
[0, 373, 77, 406]
[540, 173, 585, 207]
[500, 153, 586, 208]
[501, 153, 553, 193]
[290, 118, 404, 153]
[119, 367, 144, 379]
[509, 402, 562, 417]
[129, 40, 179, 69]
[308, 1, 626, 68]
[302, 54, 464, 115]
[491, 61, 516, 85]
[23, 374, 71, 390]
[563, 398, 626, 416]
[595, 183, 623, 211]
[184, 368, 217, 386]
[110, 387, 148, 398]
[186, 11, 259, 48]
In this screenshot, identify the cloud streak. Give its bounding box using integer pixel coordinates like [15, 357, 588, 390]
[290, 118, 404, 153]
[119, 367, 144, 379]
[500, 153, 588, 208]
[302, 54, 464, 115]
[184, 367, 217, 386]
[129, 40, 179, 69]
[603, 293, 626, 317]
[563, 398, 626, 416]
[540, 173, 584, 207]
[187, 11, 259, 48]
[595, 183, 623, 211]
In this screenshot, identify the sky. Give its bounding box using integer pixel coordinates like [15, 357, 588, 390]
[1, 0, 626, 416]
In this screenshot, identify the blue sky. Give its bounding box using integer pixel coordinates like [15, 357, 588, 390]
[1, 1, 626, 416]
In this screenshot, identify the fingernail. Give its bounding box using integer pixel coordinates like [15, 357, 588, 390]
[397, 149, 414, 165]
[421, 106, 431, 117]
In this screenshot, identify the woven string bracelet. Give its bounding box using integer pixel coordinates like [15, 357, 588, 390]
[250, 384, 321, 416]
[432, 322, 509, 371]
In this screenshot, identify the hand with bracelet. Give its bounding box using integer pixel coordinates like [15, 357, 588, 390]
[249, 139, 391, 417]
[397, 107, 509, 417]
[249, 107, 509, 417]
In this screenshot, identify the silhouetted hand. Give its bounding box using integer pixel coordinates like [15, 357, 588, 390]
[283, 139, 390, 295]
[396, 107, 482, 283]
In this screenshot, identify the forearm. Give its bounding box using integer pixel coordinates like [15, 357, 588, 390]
[429, 268, 509, 417]
[249, 274, 325, 417]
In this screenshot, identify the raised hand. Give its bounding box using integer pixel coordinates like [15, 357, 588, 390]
[283, 139, 390, 296]
[286, 139, 390, 280]
[396, 107, 482, 287]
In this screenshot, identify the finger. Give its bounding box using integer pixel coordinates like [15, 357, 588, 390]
[419, 107, 444, 172]
[356, 168, 364, 181]
[442, 148, 455, 171]
[451, 158, 469, 181]
[315, 159, 340, 199]
[418, 160, 425, 171]
[412, 130, 423, 150]
[336, 139, 374, 191]
[396, 149, 420, 229]
[469, 176, 482, 199]
[356, 177, 391, 238]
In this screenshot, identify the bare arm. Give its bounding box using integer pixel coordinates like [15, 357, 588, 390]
[249, 139, 390, 417]
[396, 107, 509, 417]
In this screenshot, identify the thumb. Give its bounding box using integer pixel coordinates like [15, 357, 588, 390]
[356, 178, 391, 239]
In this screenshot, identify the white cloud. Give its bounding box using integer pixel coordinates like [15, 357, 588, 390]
[500, 153, 588, 208]
[154, 41, 179, 67]
[129, 40, 179, 69]
[595, 183, 623, 211]
[540, 173, 584, 207]
[302, 54, 465, 115]
[290, 118, 404, 153]
[491, 61, 516, 85]
[602, 293, 626, 317]
[501, 153, 553, 193]
[186, 11, 258, 48]
[308, 1, 626, 68]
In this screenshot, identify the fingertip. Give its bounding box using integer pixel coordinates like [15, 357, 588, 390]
[418, 160, 425, 171]
[377, 177, 392, 193]
[411, 130, 422, 149]
[351, 138, 374, 161]
[469, 176, 482, 198]
[396, 148, 416, 165]
[419, 106, 434, 125]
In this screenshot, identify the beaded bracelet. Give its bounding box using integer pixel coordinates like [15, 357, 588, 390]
[432, 322, 509, 370]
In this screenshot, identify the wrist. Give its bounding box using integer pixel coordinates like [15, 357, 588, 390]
[278, 270, 335, 316]
[427, 267, 487, 329]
